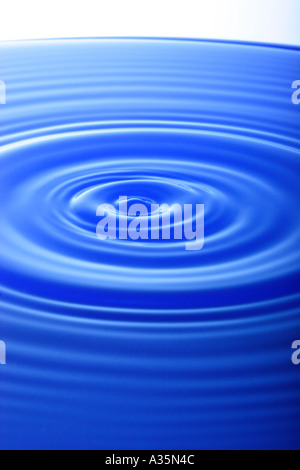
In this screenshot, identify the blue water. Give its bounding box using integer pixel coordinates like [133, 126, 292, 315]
[0, 39, 299, 450]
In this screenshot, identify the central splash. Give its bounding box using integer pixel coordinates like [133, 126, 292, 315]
[96, 196, 205, 251]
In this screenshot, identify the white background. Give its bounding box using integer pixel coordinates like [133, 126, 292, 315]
[0, 0, 300, 45]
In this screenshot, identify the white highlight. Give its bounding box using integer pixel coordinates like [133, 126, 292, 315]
[0, 0, 299, 45]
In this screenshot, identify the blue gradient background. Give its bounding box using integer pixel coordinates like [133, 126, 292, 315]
[0, 39, 299, 449]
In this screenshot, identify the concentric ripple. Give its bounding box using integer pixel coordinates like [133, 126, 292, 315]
[0, 39, 299, 449]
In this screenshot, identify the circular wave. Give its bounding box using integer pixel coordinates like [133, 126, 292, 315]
[0, 39, 299, 321]
[1, 38, 300, 451]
